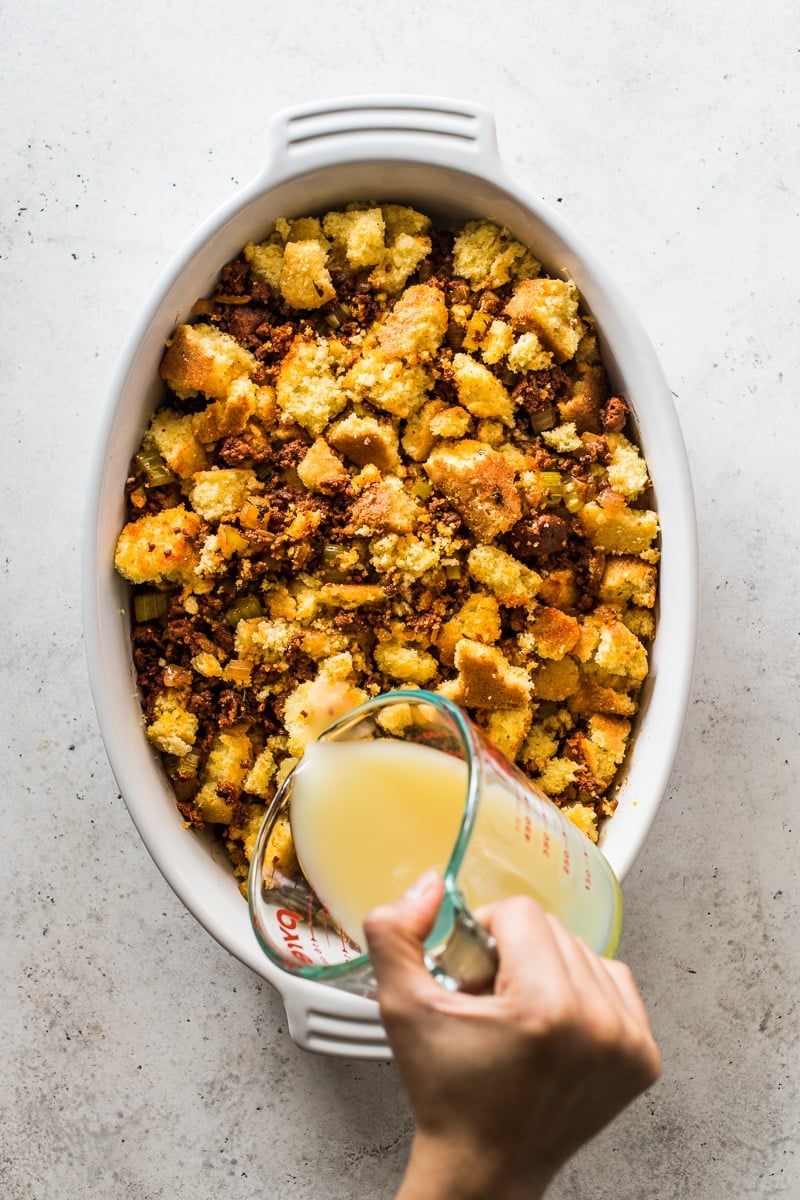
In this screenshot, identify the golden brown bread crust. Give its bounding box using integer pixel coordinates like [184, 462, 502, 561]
[424, 441, 522, 542]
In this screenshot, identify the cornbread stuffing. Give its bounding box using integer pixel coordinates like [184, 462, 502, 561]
[115, 203, 660, 886]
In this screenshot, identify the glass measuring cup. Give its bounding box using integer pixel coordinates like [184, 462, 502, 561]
[247, 690, 623, 998]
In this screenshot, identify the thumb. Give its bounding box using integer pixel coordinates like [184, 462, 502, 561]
[363, 870, 444, 999]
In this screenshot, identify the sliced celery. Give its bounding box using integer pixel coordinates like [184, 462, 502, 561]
[225, 594, 262, 627]
[134, 591, 169, 622]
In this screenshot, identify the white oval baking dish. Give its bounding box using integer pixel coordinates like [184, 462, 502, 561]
[83, 96, 697, 1059]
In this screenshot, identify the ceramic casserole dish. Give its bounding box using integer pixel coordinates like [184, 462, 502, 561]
[83, 95, 697, 1058]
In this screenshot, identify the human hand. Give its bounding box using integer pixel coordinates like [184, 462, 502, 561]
[363, 871, 661, 1200]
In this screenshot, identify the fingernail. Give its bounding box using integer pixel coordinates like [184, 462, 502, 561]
[404, 869, 441, 901]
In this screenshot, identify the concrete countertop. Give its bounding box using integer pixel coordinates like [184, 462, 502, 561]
[3, 2, 798, 1196]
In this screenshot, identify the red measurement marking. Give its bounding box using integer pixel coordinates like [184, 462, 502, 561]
[542, 832, 551, 858]
[562, 849, 570, 876]
[276, 908, 314, 966]
[340, 926, 354, 960]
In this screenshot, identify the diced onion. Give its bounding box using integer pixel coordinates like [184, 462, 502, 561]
[224, 659, 253, 684]
[175, 750, 202, 779]
[461, 310, 492, 351]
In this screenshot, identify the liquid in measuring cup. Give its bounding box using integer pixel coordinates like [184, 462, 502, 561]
[289, 737, 622, 955]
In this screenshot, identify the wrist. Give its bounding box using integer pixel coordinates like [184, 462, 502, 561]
[395, 1131, 552, 1200]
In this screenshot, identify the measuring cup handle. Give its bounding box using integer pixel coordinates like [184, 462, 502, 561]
[427, 900, 498, 994]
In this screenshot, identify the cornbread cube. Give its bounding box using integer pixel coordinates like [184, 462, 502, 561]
[258, 810, 297, 884]
[344, 348, 432, 418]
[297, 626, 351, 661]
[234, 617, 294, 665]
[347, 476, 420, 535]
[558, 365, 608, 433]
[401, 398, 449, 462]
[425, 440, 521, 542]
[560, 802, 599, 842]
[373, 641, 438, 685]
[429, 406, 473, 439]
[480, 319, 515, 365]
[160, 323, 257, 401]
[504, 279, 586, 363]
[283, 655, 368, 756]
[475, 419, 505, 447]
[191, 651, 223, 678]
[381, 204, 431, 241]
[114, 505, 202, 585]
[286, 581, 323, 623]
[569, 676, 637, 717]
[484, 704, 533, 761]
[452, 220, 540, 289]
[187, 468, 260, 522]
[242, 747, 278, 799]
[284, 216, 328, 244]
[467, 544, 541, 607]
[507, 332, 553, 373]
[437, 592, 502, 666]
[317, 582, 388, 609]
[368, 533, 441, 580]
[533, 656, 580, 701]
[537, 568, 579, 609]
[606, 432, 649, 499]
[244, 239, 284, 290]
[195, 531, 229, 579]
[370, 233, 431, 294]
[570, 714, 631, 788]
[276, 336, 347, 435]
[375, 703, 416, 737]
[451, 637, 532, 709]
[594, 620, 649, 682]
[328, 412, 400, 472]
[529, 605, 581, 660]
[146, 690, 198, 757]
[578, 501, 659, 555]
[576, 325, 603, 366]
[285, 507, 325, 542]
[227, 802, 270, 865]
[279, 240, 336, 309]
[376, 284, 448, 361]
[297, 438, 348, 493]
[599, 556, 658, 608]
[264, 585, 298, 621]
[536, 756, 581, 797]
[451, 353, 514, 424]
[146, 409, 207, 478]
[520, 724, 559, 772]
[195, 726, 253, 824]
[323, 207, 386, 268]
[620, 606, 656, 641]
[541, 421, 582, 453]
[190, 378, 261, 444]
[497, 443, 531, 475]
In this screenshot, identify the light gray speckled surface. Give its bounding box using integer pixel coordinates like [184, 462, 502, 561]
[2, 2, 799, 1196]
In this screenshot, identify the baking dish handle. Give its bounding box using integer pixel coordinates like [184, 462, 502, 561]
[281, 982, 392, 1059]
[262, 95, 503, 183]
